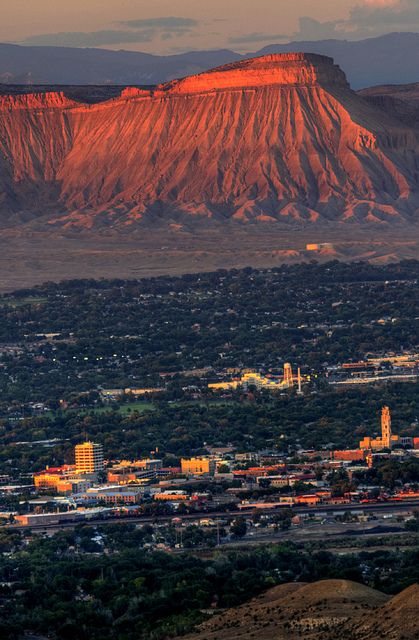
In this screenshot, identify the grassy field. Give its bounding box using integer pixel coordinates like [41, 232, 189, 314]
[117, 402, 156, 415]
[0, 296, 48, 307]
[46, 401, 156, 420]
[65, 399, 230, 416]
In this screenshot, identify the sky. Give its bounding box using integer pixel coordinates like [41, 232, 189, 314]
[2, 0, 419, 54]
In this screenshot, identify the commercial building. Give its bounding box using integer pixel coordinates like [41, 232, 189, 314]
[15, 508, 113, 527]
[78, 484, 147, 504]
[181, 457, 216, 476]
[257, 473, 316, 487]
[110, 458, 162, 472]
[107, 469, 155, 484]
[34, 465, 75, 490]
[154, 491, 188, 501]
[107, 459, 163, 484]
[294, 494, 321, 505]
[75, 442, 104, 474]
[332, 449, 366, 462]
[33, 466, 95, 495]
[33, 443, 104, 494]
[84, 490, 142, 504]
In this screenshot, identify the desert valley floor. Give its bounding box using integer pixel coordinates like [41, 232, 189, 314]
[0, 224, 418, 292]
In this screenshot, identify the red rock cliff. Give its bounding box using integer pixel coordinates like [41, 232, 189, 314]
[0, 53, 418, 227]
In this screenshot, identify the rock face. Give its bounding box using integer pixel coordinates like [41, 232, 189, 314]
[359, 82, 419, 129]
[162, 53, 350, 93]
[1, 53, 419, 229]
[0, 92, 78, 110]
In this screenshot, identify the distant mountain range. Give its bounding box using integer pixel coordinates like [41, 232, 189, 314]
[2, 32, 419, 89]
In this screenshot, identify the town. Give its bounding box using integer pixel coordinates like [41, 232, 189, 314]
[0, 263, 418, 545]
[2, 9, 419, 636]
[0, 262, 417, 640]
[0, 404, 413, 549]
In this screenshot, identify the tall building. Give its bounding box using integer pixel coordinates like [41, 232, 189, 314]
[381, 405, 392, 448]
[360, 406, 399, 451]
[75, 442, 104, 474]
[283, 362, 294, 387]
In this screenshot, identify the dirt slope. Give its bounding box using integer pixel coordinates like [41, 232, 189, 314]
[349, 583, 419, 640]
[181, 579, 418, 640]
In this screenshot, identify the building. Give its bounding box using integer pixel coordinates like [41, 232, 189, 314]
[294, 494, 321, 505]
[33, 443, 104, 494]
[208, 364, 307, 392]
[111, 459, 162, 471]
[207, 380, 239, 391]
[306, 243, 334, 252]
[100, 387, 164, 401]
[99, 388, 125, 400]
[107, 459, 162, 484]
[264, 476, 290, 488]
[34, 465, 95, 495]
[34, 467, 75, 491]
[55, 478, 92, 495]
[332, 449, 366, 462]
[77, 484, 147, 504]
[124, 388, 165, 396]
[398, 437, 413, 448]
[154, 491, 188, 501]
[75, 442, 104, 474]
[15, 508, 113, 527]
[181, 457, 215, 476]
[360, 406, 400, 451]
[84, 490, 142, 504]
[283, 363, 293, 388]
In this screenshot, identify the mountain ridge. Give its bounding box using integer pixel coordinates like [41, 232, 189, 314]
[1, 52, 419, 230]
[3, 33, 419, 89]
[1, 51, 419, 285]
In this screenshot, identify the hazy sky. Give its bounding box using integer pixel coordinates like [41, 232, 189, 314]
[2, 0, 419, 54]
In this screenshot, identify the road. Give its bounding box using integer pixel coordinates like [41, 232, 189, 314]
[10, 498, 419, 533]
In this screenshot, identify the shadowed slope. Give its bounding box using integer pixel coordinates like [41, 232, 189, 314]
[359, 82, 419, 129]
[350, 583, 419, 640]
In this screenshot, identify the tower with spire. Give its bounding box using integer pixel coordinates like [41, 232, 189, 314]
[381, 406, 392, 449]
[360, 406, 399, 451]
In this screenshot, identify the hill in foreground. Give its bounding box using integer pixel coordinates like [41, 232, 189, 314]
[181, 579, 419, 640]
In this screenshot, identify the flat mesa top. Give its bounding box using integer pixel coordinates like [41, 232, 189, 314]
[160, 52, 350, 94]
[0, 52, 350, 111]
[208, 52, 336, 70]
